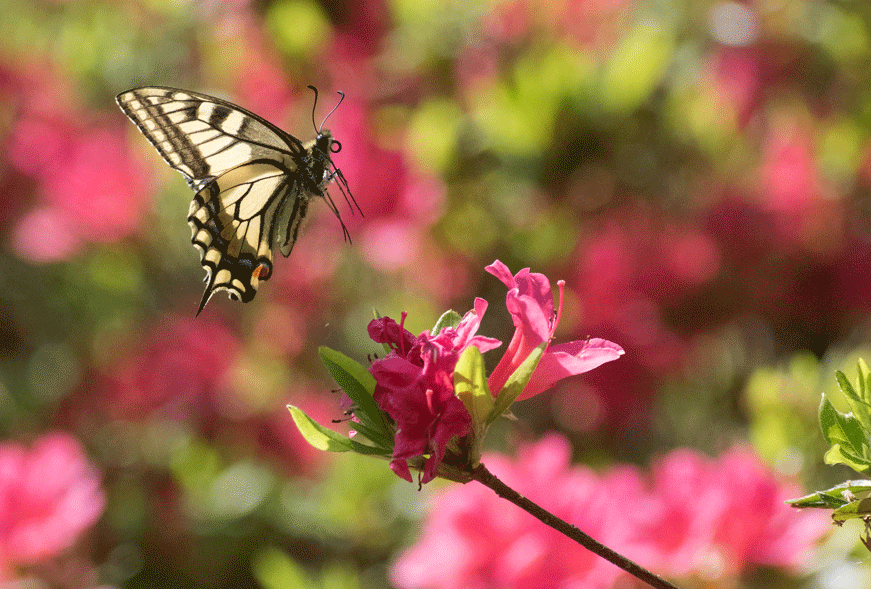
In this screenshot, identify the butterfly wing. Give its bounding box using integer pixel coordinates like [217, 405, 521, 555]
[117, 86, 313, 313]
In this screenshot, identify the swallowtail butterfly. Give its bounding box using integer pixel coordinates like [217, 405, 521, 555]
[116, 86, 358, 314]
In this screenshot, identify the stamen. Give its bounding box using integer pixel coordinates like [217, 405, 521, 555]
[548, 279, 566, 352]
[399, 311, 409, 356]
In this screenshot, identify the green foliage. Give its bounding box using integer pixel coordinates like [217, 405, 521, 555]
[453, 345, 493, 464]
[793, 360, 871, 529]
[253, 546, 362, 589]
[317, 347, 390, 448]
[819, 361, 871, 475]
[487, 343, 545, 425]
[600, 20, 675, 114]
[265, 0, 331, 58]
[745, 352, 823, 465]
[431, 309, 463, 336]
[288, 406, 389, 456]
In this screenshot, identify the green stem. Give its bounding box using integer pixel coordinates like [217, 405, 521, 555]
[470, 462, 680, 589]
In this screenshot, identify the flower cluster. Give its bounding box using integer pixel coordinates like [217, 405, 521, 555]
[0, 432, 105, 579]
[392, 435, 830, 589]
[368, 298, 501, 483]
[292, 261, 624, 485]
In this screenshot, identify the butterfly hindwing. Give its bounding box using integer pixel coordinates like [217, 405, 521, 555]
[116, 86, 352, 314]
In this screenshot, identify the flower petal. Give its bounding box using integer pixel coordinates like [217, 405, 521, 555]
[518, 338, 625, 401]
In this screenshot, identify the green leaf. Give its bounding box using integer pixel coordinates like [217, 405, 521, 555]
[318, 347, 389, 446]
[824, 444, 871, 475]
[859, 358, 870, 399]
[454, 345, 494, 463]
[487, 342, 545, 425]
[787, 480, 871, 508]
[837, 370, 871, 430]
[833, 497, 871, 522]
[787, 491, 847, 509]
[288, 406, 389, 455]
[432, 309, 462, 336]
[819, 395, 867, 458]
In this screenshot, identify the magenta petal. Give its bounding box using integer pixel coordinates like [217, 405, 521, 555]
[488, 290, 553, 394]
[511, 267, 553, 316]
[368, 317, 417, 352]
[504, 288, 552, 344]
[453, 298, 489, 347]
[390, 459, 414, 482]
[486, 261, 554, 315]
[485, 260, 516, 289]
[517, 338, 625, 401]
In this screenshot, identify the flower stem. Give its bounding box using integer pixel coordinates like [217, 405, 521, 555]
[470, 462, 680, 589]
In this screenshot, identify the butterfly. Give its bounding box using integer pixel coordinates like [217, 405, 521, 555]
[116, 85, 359, 314]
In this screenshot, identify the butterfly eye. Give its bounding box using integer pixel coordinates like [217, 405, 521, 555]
[330, 140, 342, 154]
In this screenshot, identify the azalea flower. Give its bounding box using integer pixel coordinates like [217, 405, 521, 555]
[296, 264, 665, 585]
[485, 260, 624, 401]
[368, 300, 501, 483]
[356, 261, 624, 484]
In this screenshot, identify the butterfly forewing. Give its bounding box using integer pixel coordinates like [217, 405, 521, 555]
[116, 86, 349, 314]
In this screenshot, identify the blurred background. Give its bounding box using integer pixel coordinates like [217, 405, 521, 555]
[3, 0, 871, 587]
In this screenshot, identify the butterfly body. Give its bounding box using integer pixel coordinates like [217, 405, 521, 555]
[116, 86, 354, 314]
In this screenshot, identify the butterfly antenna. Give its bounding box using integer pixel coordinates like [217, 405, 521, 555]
[319, 91, 345, 132]
[307, 85, 319, 133]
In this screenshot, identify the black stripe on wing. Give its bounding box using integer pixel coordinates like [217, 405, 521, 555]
[187, 160, 312, 314]
[116, 87, 306, 192]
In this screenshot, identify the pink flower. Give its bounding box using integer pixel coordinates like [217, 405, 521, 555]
[643, 447, 830, 578]
[0, 433, 105, 572]
[392, 434, 650, 589]
[368, 301, 501, 483]
[392, 437, 829, 589]
[485, 260, 624, 401]
[101, 314, 240, 421]
[10, 120, 151, 261]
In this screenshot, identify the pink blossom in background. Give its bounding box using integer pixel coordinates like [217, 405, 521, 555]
[232, 21, 294, 125]
[641, 447, 830, 578]
[4, 60, 151, 262]
[710, 48, 764, 127]
[11, 207, 80, 263]
[332, 0, 390, 57]
[327, 98, 447, 274]
[392, 434, 650, 589]
[39, 127, 150, 242]
[482, 0, 533, 43]
[9, 109, 151, 262]
[566, 209, 716, 430]
[7, 107, 77, 179]
[577, 208, 720, 324]
[485, 260, 624, 401]
[393, 436, 829, 589]
[0, 433, 105, 573]
[759, 122, 842, 251]
[368, 301, 501, 483]
[101, 314, 240, 422]
[558, 0, 635, 50]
